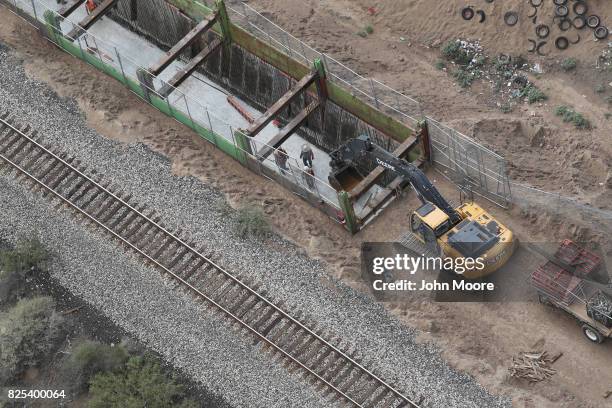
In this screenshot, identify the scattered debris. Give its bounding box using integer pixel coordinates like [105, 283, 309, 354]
[509, 351, 561, 382]
[586, 291, 612, 327]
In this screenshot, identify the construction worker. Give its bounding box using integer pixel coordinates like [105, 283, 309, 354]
[86, 0, 97, 14]
[274, 147, 288, 175]
[300, 144, 314, 168]
[304, 165, 315, 190]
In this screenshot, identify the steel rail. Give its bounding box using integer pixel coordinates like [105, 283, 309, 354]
[0, 116, 420, 408]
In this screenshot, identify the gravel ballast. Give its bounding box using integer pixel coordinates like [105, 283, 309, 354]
[0, 41, 511, 408]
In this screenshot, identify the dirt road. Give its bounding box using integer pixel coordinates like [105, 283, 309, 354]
[1, 4, 611, 408]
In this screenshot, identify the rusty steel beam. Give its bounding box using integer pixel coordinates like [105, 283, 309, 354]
[256, 99, 321, 160]
[158, 37, 222, 98]
[149, 14, 218, 76]
[66, 0, 118, 39]
[349, 135, 418, 200]
[58, 0, 86, 18]
[247, 71, 318, 138]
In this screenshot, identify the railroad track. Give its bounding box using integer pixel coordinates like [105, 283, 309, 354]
[0, 113, 424, 408]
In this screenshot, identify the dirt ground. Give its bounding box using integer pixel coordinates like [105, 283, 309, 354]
[1, 4, 612, 408]
[244, 0, 612, 208]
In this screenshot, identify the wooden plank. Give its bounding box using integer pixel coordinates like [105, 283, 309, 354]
[149, 14, 218, 76]
[349, 135, 418, 200]
[256, 99, 320, 160]
[247, 71, 318, 137]
[158, 38, 222, 98]
[66, 0, 118, 39]
[58, 0, 86, 18]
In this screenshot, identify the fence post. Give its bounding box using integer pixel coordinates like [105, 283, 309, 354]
[338, 191, 358, 233]
[30, 0, 38, 20]
[370, 78, 380, 109]
[114, 47, 128, 86]
[233, 129, 252, 165]
[183, 94, 195, 128]
[215, 0, 232, 46]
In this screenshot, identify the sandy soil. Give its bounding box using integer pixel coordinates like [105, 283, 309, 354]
[244, 0, 612, 208]
[1, 4, 611, 408]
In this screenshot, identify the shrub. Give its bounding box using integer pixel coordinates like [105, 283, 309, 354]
[500, 103, 513, 113]
[554, 106, 591, 129]
[605, 95, 612, 104]
[0, 237, 47, 277]
[364, 25, 374, 34]
[571, 112, 591, 129]
[595, 84, 605, 94]
[435, 61, 446, 70]
[88, 356, 196, 408]
[519, 84, 547, 104]
[452, 68, 478, 88]
[62, 340, 129, 391]
[441, 40, 472, 65]
[605, 112, 612, 120]
[356, 30, 367, 38]
[233, 206, 270, 239]
[560, 57, 577, 71]
[0, 297, 62, 383]
[0, 238, 47, 305]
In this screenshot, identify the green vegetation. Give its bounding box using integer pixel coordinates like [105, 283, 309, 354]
[605, 95, 612, 104]
[520, 84, 547, 104]
[441, 40, 472, 65]
[605, 112, 612, 120]
[357, 25, 374, 38]
[452, 67, 478, 88]
[554, 106, 591, 129]
[88, 356, 197, 408]
[234, 205, 270, 239]
[62, 340, 129, 392]
[500, 103, 513, 113]
[0, 237, 47, 278]
[560, 57, 577, 72]
[0, 238, 48, 305]
[0, 297, 62, 383]
[435, 61, 446, 70]
[595, 84, 606, 94]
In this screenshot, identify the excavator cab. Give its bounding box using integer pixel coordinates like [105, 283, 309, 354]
[410, 202, 450, 254]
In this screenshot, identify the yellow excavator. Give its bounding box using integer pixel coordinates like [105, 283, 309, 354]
[330, 135, 516, 278]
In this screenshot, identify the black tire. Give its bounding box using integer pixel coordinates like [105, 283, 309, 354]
[587, 15, 600, 29]
[553, 0, 566, 5]
[555, 5, 568, 17]
[569, 33, 581, 44]
[504, 11, 519, 26]
[476, 10, 486, 23]
[528, 39, 537, 52]
[559, 19, 571, 31]
[536, 24, 549, 39]
[582, 325, 604, 344]
[530, 0, 543, 6]
[595, 26, 609, 40]
[461, 7, 474, 21]
[573, 16, 586, 30]
[555, 36, 569, 50]
[573, 1, 588, 16]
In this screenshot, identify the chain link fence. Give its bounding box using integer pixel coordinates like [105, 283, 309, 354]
[9, 0, 342, 215]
